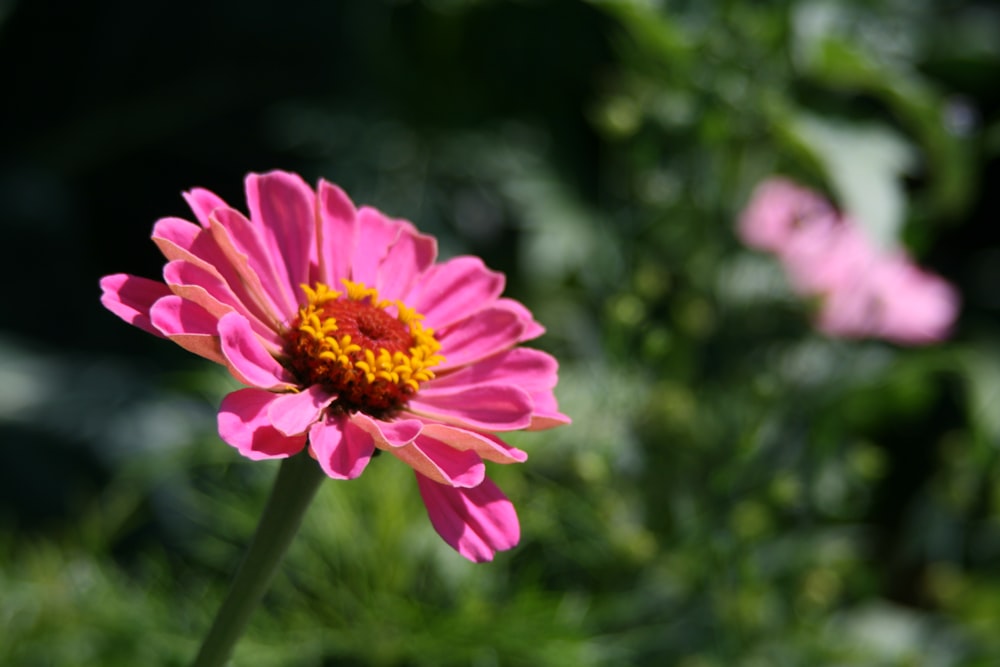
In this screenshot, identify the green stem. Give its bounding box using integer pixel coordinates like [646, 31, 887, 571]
[191, 452, 326, 667]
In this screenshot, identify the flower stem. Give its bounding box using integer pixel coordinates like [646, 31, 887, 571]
[191, 452, 326, 667]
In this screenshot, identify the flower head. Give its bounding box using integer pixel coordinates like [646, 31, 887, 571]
[101, 170, 569, 561]
[738, 177, 959, 345]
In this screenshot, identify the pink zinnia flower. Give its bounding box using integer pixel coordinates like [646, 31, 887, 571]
[100, 170, 569, 562]
[738, 177, 960, 346]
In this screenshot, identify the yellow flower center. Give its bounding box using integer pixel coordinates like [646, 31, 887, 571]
[283, 280, 444, 417]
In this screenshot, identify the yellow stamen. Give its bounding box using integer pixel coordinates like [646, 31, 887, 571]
[283, 280, 445, 416]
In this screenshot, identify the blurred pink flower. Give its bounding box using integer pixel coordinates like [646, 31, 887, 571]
[739, 177, 959, 345]
[101, 170, 569, 562]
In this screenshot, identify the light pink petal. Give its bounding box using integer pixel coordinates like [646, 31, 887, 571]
[245, 171, 316, 293]
[266, 385, 336, 436]
[350, 207, 403, 287]
[781, 219, 876, 296]
[162, 260, 282, 351]
[182, 187, 229, 227]
[316, 180, 358, 286]
[435, 307, 526, 370]
[877, 270, 959, 345]
[218, 388, 307, 460]
[99, 274, 172, 338]
[408, 256, 505, 330]
[416, 423, 527, 464]
[416, 474, 519, 562]
[210, 207, 297, 317]
[308, 416, 375, 480]
[391, 436, 485, 487]
[812, 253, 959, 346]
[816, 280, 878, 340]
[408, 384, 533, 431]
[149, 295, 226, 365]
[738, 178, 837, 252]
[218, 311, 294, 390]
[375, 225, 437, 302]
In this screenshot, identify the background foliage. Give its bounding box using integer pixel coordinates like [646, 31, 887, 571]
[2, 0, 1000, 665]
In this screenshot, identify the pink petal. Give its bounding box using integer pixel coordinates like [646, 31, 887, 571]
[781, 219, 876, 296]
[375, 225, 437, 302]
[149, 295, 226, 365]
[408, 384, 533, 431]
[99, 274, 172, 338]
[266, 385, 336, 436]
[347, 414, 484, 486]
[151, 217, 202, 262]
[409, 256, 505, 330]
[308, 416, 374, 480]
[245, 171, 316, 293]
[422, 348, 570, 430]
[435, 307, 525, 370]
[822, 255, 960, 346]
[182, 187, 228, 227]
[149, 294, 216, 336]
[209, 207, 298, 317]
[349, 413, 424, 447]
[876, 266, 959, 345]
[526, 402, 572, 431]
[738, 178, 837, 252]
[350, 207, 403, 287]
[316, 180, 358, 286]
[152, 220, 237, 303]
[423, 347, 557, 392]
[218, 388, 307, 460]
[495, 298, 545, 342]
[154, 217, 284, 329]
[815, 281, 877, 340]
[391, 437, 485, 487]
[218, 311, 294, 390]
[416, 423, 527, 464]
[416, 474, 519, 562]
[162, 260, 282, 351]
[162, 259, 241, 318]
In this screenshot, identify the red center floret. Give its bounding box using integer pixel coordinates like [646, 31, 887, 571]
[282, 281, 443, 419]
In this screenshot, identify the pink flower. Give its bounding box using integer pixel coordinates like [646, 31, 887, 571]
[100, 170, 569, 562]
[738, 177, 960, 346]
